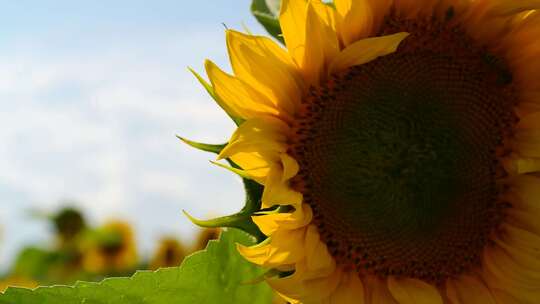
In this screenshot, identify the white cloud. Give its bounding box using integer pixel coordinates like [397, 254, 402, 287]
[0, 27, 245, 266]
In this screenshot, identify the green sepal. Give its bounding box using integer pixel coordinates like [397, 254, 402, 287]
[241, 177, 264, 214]
[183, 210, 265, 243]
[254, 204, 294, 216]
[226, 158, 264, 215]
[324, 1, 336, 9]
[188, 67, 244, 126]
[177, 135, 227, 154]
[251, 0, 283, 44]
[184, 158, 265, 242]
[186, 159, 265, 242]
[242, 268, 281, 285]
[210, 161, 252, 180]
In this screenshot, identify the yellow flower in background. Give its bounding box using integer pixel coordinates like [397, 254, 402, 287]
[149, 238, 186, 270]
[193, 228, 221, 251]
[82, 221, 138, 274]
[202, 0, 540, 302]
[0, 276, 38, 293]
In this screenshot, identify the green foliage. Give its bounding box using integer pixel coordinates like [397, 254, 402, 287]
[178, 134, 266, 242]
[11, 248, 55, 280]
[251, 0, 283, 43]
[0, 229, 273, 304]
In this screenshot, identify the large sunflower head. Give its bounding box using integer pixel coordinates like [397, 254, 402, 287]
[195, 0, 540, 302]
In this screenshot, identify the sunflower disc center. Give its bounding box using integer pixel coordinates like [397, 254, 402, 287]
[291, 21, 516, 283]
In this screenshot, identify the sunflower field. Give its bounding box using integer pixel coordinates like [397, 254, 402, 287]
[2, 0, 540, 303]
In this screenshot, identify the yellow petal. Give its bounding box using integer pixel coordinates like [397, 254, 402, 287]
[226, 30, 303, 116]
[387, 277, 443, 304]
[237, 226, 308, 267]
[446, 275, 496, 304]
[266, 261, 342, 303]
[218, 116, 293, 184]
[482, 268, 540, 304]
[494, 230, 540, 272]
[311, 0, 340, 32]
[499, 223, 540, 259]
[505, 209, 540, 237]
[311, 1, 340, 59]
[281, 153, 300, 182]
[300, 1, 330, 85]
[262, 166, 303, 207]
[252, 204, 313, 236]
[491, 289, 522, 304]
[205, 60, 279, 119]
[508, 174, 540, 212]
[481, 244, 540, 302]
[329, 272, 365, 304]
[364, 275, 399, 304]
[489, 0, 540, 16]
[513, 141, 540, 158]
[220, 140, 286, 161]
[334, 0, 374, 45]
[513, 112, 540, 158]
[503, 155, 540, 174]
[329, 32, 410, 75]
[303, 225, 335, 279]
[484, 244, 540, 289]
[229, 151, 272, 184]
[219, 116, 290, 160]
[280, 0, 309, 67]
[280, 0, 339, 85]
[516, 101, 540, 118]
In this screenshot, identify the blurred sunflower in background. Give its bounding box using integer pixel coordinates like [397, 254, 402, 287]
[193, 228, 221, 251]
[149, 238, 186, 270]
[196, 0, 540, 302]
[82, 221, 138, 275]
[53, 207, 87, 246]
[0, 276, 38, 293]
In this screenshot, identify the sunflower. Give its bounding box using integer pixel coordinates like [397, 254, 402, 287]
[82, 221, 138, 274]
[53, 207, 86, 245]
[197, 0, 540, 303]
[149, 238, 186, 270]
[0, 276, 38, 293]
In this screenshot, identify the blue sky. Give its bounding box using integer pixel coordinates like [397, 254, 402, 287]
[0, 1, 268, 267]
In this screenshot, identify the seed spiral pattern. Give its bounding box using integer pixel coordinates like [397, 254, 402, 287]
[290, 15, 518, 283]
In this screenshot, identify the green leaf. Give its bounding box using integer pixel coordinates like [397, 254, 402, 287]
[11, 247, 56, 280]
[0, 229, 273, 304]
[251, 0, 283, 43]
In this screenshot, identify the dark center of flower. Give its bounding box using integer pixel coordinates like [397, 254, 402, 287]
[291, 15, 517, 283]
